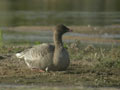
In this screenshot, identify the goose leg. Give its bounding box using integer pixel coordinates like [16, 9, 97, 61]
[31, 68, 45, 72]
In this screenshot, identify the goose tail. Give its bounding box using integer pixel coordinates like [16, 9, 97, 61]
[16, 52, 24, 59]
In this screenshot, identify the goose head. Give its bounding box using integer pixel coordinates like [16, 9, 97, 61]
[55, 24, 72, 35]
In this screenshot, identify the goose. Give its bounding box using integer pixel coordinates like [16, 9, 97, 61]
[16, 24, 72, 72]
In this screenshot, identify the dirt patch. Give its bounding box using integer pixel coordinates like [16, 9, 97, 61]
[0, 45, 120, 87]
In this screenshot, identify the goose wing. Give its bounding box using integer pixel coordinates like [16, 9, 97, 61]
[16, 43, 55, 69]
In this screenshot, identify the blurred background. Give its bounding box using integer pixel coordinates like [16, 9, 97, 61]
[0, 0, 120, 44]
[0, 0, 120, 26]
[1, 1, 120, 89]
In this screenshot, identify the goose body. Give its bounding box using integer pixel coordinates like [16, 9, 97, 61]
[16, 24, 72, 71]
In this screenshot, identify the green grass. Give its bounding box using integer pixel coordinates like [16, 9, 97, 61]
[0, 41, 120, 87]
[0, 29, 3, 47]
[69, 41, 120, 71]
[67, 41, 120, 87]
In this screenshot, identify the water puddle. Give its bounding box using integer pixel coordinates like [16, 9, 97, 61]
[0, 11, 120, 26]
[2, 30, 120, 45]
[0, 84, 119, 90]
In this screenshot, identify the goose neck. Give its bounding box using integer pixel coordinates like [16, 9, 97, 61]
[54, 32, 63, 48]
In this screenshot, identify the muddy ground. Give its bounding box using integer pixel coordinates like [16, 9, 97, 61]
[0, 44, 120, 88]
[0, 25, 120, 88]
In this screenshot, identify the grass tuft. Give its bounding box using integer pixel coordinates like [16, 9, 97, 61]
[0, 41, 120, 87]
[0, 29, 3, 47]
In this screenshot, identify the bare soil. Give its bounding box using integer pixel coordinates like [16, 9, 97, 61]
[0, 45, 120, 88]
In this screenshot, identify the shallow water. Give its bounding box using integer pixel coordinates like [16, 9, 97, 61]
[0, 11, 120, 26]
[0, 0, 120, 26]
[2, 30, 120, 45]
[0, 85, 119, 90]
[0, 0, 120, 44]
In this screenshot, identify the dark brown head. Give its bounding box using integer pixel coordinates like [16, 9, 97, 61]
[55, 24, 72, 35]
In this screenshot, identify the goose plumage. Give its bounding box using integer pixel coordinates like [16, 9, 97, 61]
[16, 24, 72, 71]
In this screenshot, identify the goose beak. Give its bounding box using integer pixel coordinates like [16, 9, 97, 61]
[69, 29, 73, 32]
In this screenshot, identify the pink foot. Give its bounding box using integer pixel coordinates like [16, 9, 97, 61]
[31, 68, 45, 72]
